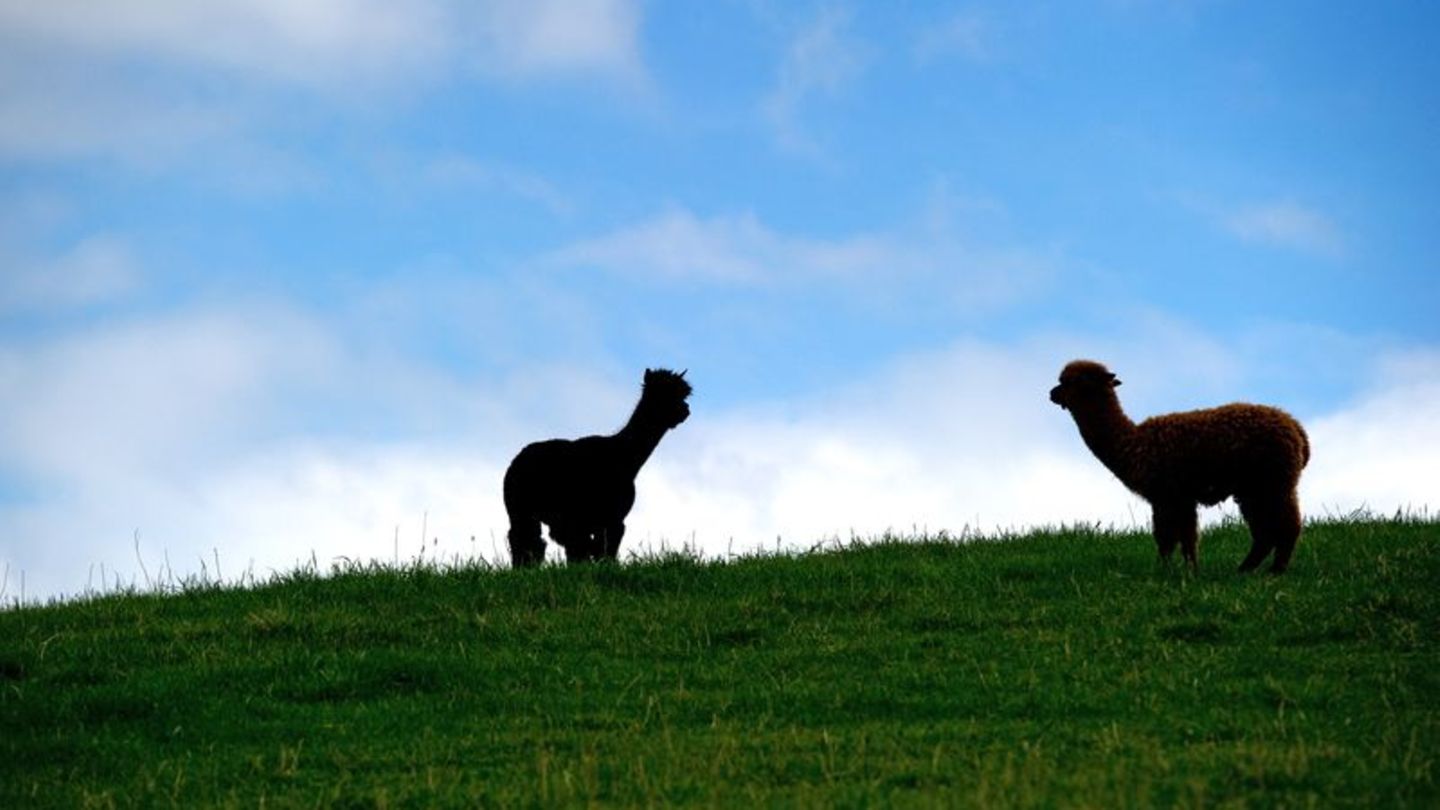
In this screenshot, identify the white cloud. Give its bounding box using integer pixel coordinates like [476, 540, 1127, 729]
[173, 444, 513, 582]
[761, 6, 870, 157]
[0, 0, 445, 89]
[1301, 350, 1440, 515]
[0, 298, 638, 602]
[640, 342, 1440, 559]
[0, 54, 244, 165]
[1223, 200, 1344, 258]
[2, 296, 1435, 605]
[0, 328, 1099, 602]
[543, 205, 1053, 313]
[630, 341, 1143, 554]
[420, 154, 575, 214]
[0, 440, 517, 603]
[0, 234, 139, 312]
[0, 306, 334, 483]
[0, 0, 643, 89]
[0, 0, 647, 163]
[547, 208, 810, 284]
[466, 0, 645, 85]
[915, 10, 994, 64]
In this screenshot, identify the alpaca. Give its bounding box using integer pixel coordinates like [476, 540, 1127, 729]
[1050, 360, 1310, 573]
[503, 368, 692, 567]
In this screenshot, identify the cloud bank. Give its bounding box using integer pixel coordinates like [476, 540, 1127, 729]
[3, 301, 1434, 605]
[0, 234, 139, 313]
[0, 0, 646, 163]
[762, 6, 869, 157]
[1224, 200, 1344, 258]
[544, 205, 1053, 317]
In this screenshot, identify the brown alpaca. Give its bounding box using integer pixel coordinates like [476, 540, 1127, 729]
[1050, 360, 1310, 573]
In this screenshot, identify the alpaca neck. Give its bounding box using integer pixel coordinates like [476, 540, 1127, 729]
[613, 401, 672, 478]
[1072, 395, 1138, 483]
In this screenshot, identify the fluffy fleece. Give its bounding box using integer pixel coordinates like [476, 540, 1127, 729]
[503, 368, 692, 567]
[1050, 359, 1310, 573]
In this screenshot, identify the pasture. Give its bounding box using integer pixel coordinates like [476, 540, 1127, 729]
[2, 516, 1436, 807]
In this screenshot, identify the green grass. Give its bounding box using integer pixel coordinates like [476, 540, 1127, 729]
[2, 517, 1437, 807]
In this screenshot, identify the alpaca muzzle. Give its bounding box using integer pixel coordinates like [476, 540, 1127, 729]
[1049, 384, 1068, 410]
[673, 403, 691, 426]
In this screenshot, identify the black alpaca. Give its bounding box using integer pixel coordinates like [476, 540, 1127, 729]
[503, 368, 692, 567]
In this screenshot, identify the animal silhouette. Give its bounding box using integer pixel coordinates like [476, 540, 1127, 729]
[504, 368, 692, 567]
[1050, 360, 1310, 573]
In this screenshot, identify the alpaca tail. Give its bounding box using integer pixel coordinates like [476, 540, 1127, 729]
[1298, 424, 1311, 469]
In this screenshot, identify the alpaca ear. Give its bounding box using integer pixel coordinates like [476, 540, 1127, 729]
[679, 369, 687, 378]
[1110, 375, 1122, 387]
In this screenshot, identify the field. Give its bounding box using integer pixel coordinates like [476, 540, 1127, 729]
[2, 516, 1437, 807]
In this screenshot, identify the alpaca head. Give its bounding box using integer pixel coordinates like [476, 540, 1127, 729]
[641, 368, 692, 428]
[1050, 359, 1121, 412]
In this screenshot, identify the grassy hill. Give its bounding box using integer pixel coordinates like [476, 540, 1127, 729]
[2, 517, 1437, 807]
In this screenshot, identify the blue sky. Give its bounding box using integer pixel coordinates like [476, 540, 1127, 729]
[2, 1, 1437, 602]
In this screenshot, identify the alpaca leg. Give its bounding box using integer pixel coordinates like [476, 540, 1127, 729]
[1236, 537, 1273, 573]
[1237, 492, 1301, 574]
[1262, 492, 1302, 574]
[1152, 511, 1178, 562]
[600, 522, 626, 560]
[1152, 502, 1198, 568]
[1232, 492, 1278, 567]
[507, 516, 545, 569]
[1235, 496, 1275, 573]
[564, 535, 607, 564]
[553, 526, 596, 564]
